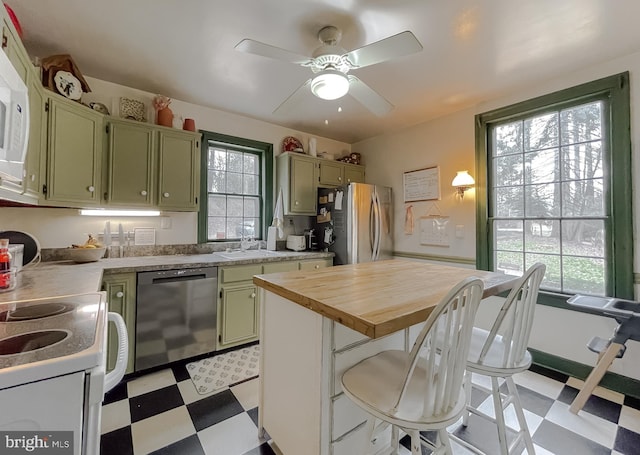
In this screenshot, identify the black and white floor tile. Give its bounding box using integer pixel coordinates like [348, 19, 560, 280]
[100, 354, 640, 455]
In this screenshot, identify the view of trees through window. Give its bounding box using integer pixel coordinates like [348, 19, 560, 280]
[491, 100, 606, 295]
[206, 145, 261, 241]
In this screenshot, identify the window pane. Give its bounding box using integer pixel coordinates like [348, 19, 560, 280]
[244, 197, 260, 217]
[494, 187, 523, 217]
[208, 148, 226, 170]
[526, 253, 561, 292]
[228, 151, 243, 172]
[525, 183, 559, 217]
[562, 220, 605, 257]
[244, 154, 258, 174]
[208, 217, 226, 240]
[208, 170, 226, 193]
[525, 220, 559, 253]
[493, 121, 522, 156]
[227, 196, 243, 217]
[227, 172, 243, 194]
[561, 142, 603, 181]
[243, 174, 258, 195]
[525, 148, 558, 184]
[495, 250, 523, 276]
[524, 112, 558, 151]
[495, 220, 523, 252]
[208, 194, 226, 215]
[562, 256, 605, 295]
[560, 101, 602, 145]
[493, 155, 523, 187]
[561, 178, 604, 217]
[226, 217, 243, 238]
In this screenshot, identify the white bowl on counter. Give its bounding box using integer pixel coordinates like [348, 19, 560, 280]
[67, 247, 106, 263]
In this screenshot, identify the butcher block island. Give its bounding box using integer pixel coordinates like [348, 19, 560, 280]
[253, 259, 518, 455]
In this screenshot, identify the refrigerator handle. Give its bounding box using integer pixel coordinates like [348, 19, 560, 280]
[369, 194, 376, 259]
[372, 191, 382, 261]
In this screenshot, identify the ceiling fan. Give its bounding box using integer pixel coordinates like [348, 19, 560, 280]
[235, 26, 423, 116]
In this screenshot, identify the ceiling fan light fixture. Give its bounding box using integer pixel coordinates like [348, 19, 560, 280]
[311, 69, 349, 100]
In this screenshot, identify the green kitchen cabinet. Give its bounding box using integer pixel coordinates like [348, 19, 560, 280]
[1, 18, 30, 83]
[344, 163, 365, 184]
[217, 264, 262, 349]
[157, 128, 200, 211]
[277, 152, 318, 215]
[45, 95, 104, 206]
[23, 74, 47, 199]
[105, 118, 155, 207]
[318, 160, 344, 187]
[102, 272, 137, 374]
[219, 285, 259, 348]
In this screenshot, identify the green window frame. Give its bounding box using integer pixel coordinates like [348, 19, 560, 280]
[476, 72, 633, 308]
[198, 131, 273, 243]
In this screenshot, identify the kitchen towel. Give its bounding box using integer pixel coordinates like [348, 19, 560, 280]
[186, 344, 260, 395]
[273, 187, 285, 238]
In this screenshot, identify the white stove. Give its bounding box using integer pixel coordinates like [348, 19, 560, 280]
[0, 292, 129, 454]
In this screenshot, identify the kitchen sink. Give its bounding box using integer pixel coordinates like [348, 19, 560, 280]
[216, 250, 288, 260]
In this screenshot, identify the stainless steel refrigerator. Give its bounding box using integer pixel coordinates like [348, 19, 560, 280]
[316, 183, 393, 265]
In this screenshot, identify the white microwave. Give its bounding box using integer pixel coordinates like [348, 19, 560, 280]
[0, 49, 29, 183]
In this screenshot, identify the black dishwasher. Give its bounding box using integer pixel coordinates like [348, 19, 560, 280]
[135, 267, 217, 372]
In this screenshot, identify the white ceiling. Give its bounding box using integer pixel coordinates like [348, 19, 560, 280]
[10, 0, 640, 143]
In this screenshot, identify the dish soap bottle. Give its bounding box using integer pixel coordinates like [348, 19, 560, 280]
[0, 239, 12, 290]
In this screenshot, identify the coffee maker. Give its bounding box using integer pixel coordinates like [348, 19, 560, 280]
[304, 229, 318, 251]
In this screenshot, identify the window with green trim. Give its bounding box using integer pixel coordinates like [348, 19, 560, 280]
[198, 132, 273, 243]
[476, 73, 633, 300]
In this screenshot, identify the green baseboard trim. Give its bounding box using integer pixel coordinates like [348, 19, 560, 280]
[393, 251, 475, 265]
[529, 348, 640, 399]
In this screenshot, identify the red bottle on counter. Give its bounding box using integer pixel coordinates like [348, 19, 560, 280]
[0, 238, 11, 289]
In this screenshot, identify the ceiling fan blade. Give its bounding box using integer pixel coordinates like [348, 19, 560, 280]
[235, 39, 312, 65]
[273, 79, 312, 115]
[343, 31, 422, 69]
[347, 75, 393, 117]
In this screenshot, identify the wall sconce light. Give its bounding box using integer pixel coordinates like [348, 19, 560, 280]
[452, 170, 475, 199]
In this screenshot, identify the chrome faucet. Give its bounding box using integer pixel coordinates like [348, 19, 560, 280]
[240, 235, 257, 251]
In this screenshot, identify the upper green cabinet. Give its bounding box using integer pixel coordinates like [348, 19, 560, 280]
[276, 152, 365, 214]
[2, 18, 30, 83]
[106, 119, 155, 206]
[277, 152, 318, 215]
[157, 129, 200, 211]
[23, 75, 47, 198]
[105, 119, 200, 211]
[45, 96, 103, 206]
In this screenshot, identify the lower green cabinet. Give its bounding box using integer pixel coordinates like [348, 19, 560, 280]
[219, 285, 259, 348]
[102, 272, 136, 374]
[217, 258, 332, 350]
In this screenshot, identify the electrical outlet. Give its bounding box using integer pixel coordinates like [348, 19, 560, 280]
[455, 225, 464, 238]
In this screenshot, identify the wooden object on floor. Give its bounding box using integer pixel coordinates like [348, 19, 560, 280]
[570, 341, 625, 414]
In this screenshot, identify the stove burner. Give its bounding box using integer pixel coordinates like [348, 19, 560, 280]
[0, 303, 74, 322]
[0, 330, 69, 356]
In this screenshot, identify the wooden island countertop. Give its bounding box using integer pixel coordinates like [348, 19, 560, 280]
[253, 259, 518, 339]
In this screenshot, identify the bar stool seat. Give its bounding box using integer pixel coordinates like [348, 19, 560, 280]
[341, 277, 484, 455]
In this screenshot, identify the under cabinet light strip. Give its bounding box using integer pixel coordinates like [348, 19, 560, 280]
[79, 209, 161, 217]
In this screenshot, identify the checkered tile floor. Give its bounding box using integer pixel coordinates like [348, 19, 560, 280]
[100, 356, 640, 454]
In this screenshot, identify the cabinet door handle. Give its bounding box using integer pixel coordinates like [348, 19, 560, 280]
[295, 200, 299, 205]
[250, 292, 256, 299]
[1, 34, 6, 50]
[338, 176, 342, 181]
[116, 291, 124, 298]
[140, 190, 148, 196]
[88, 185, 95, 192]
[163, 192, 170, 198]
[315, 265, 320, 269]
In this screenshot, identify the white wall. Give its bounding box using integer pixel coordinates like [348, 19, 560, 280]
[353, 50, 640, 381]
[0, 77, 351, 248]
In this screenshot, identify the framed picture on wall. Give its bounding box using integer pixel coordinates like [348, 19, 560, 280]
[403, 166, 440, 202]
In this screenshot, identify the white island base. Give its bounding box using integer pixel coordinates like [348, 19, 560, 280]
[258, 290, 413, 455]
